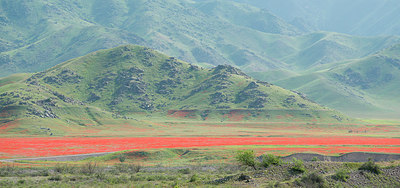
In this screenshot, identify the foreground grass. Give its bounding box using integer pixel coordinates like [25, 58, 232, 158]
[1, 155, 399, 187]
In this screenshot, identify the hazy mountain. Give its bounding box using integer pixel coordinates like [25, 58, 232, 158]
[2, 0, 398, 78]
[0, 0, 302, 77]
[234, 0, 400, 36]
[275, 44, 400, 118]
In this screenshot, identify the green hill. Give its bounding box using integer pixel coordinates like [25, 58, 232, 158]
[0, 45, 347, 132]
[275, 44, 400, 118]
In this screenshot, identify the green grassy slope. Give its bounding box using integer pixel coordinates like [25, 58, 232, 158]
[0, 45, 347, 132]
[275, 44, 400, 118]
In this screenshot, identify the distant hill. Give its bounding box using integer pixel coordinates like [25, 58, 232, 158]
[275, 44, 400, 118]
[0, 45, 347, 130]
[234, 0, 400, 36]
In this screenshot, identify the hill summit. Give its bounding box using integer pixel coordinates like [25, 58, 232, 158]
[0, 45, 347, 128]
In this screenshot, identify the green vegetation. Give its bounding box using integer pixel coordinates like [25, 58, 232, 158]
[359, 160, 382, 174]
[261, 153, 282, 168]
[1, 0, 400, 120]
[1, 151, 399, 187]
[0, 45, 348, 135]
[275, 43, 400, 119]
[291, 158, 306, 174]
[333, 169, 350, 182]
[235, 150, 257, 170]
[296, 172, 327, 188]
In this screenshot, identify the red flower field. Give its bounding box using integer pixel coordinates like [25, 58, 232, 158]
[1, 137, 399, 158]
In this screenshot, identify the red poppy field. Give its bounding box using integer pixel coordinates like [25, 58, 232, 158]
[1, 136, 399, 159]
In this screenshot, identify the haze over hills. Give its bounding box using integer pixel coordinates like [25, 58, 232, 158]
[275, 43, 400, 118]
[1, 0, 399, 77]
[234, 0, 400, 36]
[0, 0, 298, 76]
[0, 0, 400, 118]
[0, 45, 346, 132]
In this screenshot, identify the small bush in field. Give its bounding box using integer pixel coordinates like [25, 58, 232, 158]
[48, 174, 62, 181]
[80, 162, 98, 175]
[359, 159, 381, 174]
[189, 174, 199, 182]
[114, 163, 141, 173]
[333, 169, 349, 182]
[296, 172, 326, 188]
[235, 150, 257, 170]
[291, 158, 306, 173]
[178, 168, 191, 174]
[118, 155, 126, 163]
[261, 154, 282, 168]
[312, 157, 319, 162]
[54, 164, 76, 174]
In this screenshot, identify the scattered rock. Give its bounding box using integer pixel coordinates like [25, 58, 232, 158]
[237, 174, 251, 182]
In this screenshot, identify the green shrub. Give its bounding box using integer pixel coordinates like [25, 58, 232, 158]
[235, 150, 257, 170]
[114, 163, 141, 173]
[118, 155, 126, 163]
[333, 169, 349, 182]
[189, 174, 199, 182]
[146, 175, 166, 181]
[80, 162, 98, 175]
[359, 160, 381, 174]
[0, 164, 17, 177]
[261, 154, 282, 168]
[178, 168, 191, 174]
[296, 172, 326, 188]
[54, 164, 76, 174]
[17, 179, 25, 184]
[107, 175, 129, 184]
[344, 162, 361, 169]
[30, 169, 49, 177]
[312, 157, 319, 162]
[48, 175, 62, 181]
[291, 158, 306, 174]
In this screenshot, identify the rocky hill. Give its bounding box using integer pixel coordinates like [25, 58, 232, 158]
[0, 45, 347, 128]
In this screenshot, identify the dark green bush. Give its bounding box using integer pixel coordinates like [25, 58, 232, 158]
[178, 168, 191, 174]
[344, 162, 361, 169]
[296, 172, 326, 188]
[333, 169, 349, 182]
[261, 154, 282, 168]
[235, 150, 257, 170]
[54, 164, 76, 174]
[189, 174, 199, 182]
[48, 175, 62, 181]
[312, 157, 319, 162]
[291, 158, 306, 173]
[359, 160, 381, 174]
[118, 155, 126, 163]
